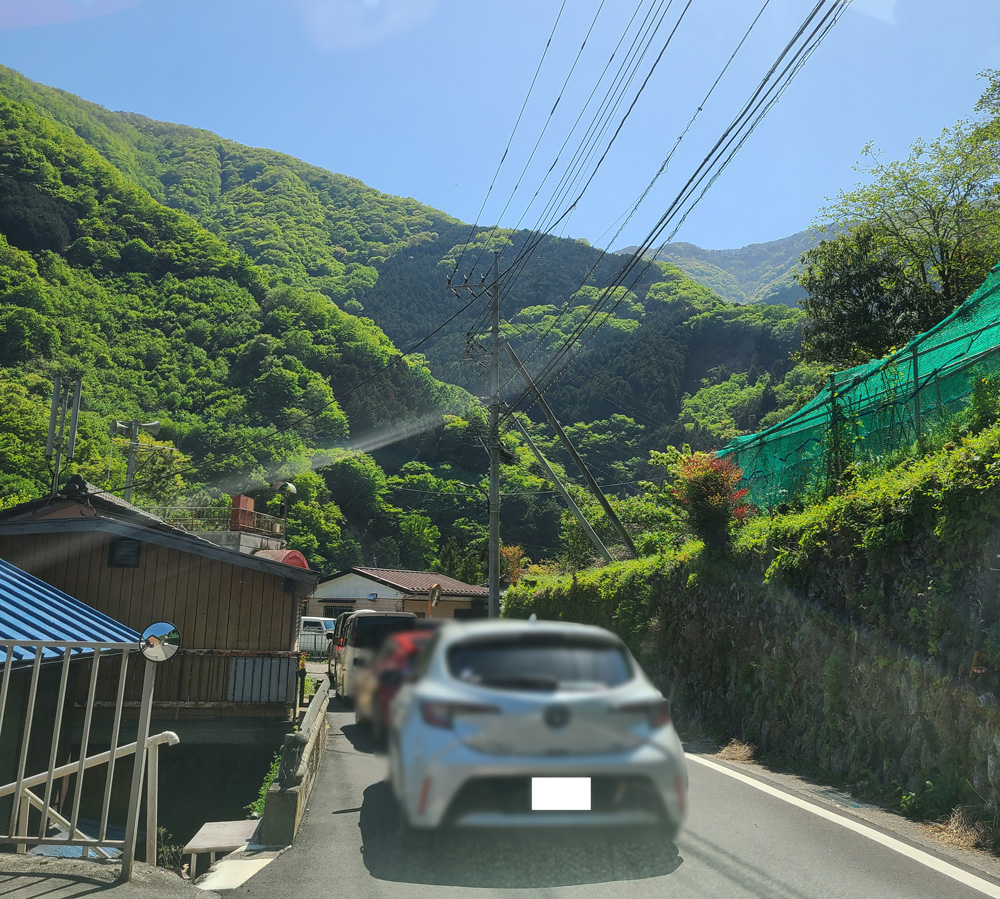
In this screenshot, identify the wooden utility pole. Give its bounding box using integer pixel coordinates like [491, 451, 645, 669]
[449, 251, 502, 617]
[487, 252, 501, 618]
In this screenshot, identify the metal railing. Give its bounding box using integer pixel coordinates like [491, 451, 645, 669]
[139, 506, 286, 537]
[0, 640, 178, 880]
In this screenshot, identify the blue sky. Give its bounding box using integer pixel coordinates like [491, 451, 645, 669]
[0, 0, 997, 252]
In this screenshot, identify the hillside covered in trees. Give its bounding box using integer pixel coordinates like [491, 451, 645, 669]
[0, 64, 833, 576]
[624, 230, 817, 307]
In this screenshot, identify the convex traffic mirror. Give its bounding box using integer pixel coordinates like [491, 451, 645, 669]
[140, 621, 181, 662]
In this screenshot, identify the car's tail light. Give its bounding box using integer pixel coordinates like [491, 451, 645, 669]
[614, 699, 671, 727]
[420, 701, 500, 729]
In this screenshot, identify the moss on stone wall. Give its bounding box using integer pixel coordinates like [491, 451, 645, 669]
[504, 423, 1000, 814]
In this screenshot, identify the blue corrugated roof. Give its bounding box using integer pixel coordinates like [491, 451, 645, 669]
[0, 557, 139, 664]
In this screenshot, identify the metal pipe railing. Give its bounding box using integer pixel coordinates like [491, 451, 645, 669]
[0, 640, 179, 879]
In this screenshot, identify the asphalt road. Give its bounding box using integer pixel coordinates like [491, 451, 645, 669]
[241, 702, 1000, 899]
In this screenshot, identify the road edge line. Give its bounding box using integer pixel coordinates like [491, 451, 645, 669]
[686, 753, 1000, 899]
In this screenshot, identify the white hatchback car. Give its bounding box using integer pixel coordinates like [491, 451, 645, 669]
[387, 618, 687, 843]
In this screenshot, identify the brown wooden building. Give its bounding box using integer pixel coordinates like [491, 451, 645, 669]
[0, 481, 317, 741]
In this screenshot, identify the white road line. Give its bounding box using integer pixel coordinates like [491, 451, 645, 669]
[687, 754, 1000, 899]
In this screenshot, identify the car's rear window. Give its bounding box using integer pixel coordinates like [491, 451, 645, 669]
[351, 616, 415, 648]
[447, 636, 632, 691]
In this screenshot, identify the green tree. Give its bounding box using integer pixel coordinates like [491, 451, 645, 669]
[371, 535, 400, 568]
[319, 451, 388, 523]
[433, 536, 483, 584]
[398, 512, 439, 570]
[808, 71, 1000, 357]
[0, 379, 48, 500]
[284, 499, 345, 574]
[797, 225, 941, 365]
[0, 307, 60, 363]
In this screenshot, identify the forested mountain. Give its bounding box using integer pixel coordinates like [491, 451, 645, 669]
[0, 65, 820, 574]
[624, 231, 817, 306]
[0, 72, 477, 570]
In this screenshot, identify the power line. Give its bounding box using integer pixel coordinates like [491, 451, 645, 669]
[455, 0, 692, 332]
[515, 0, 690, 258]
[493, 0, 812, 413]
[449, 0, 568, 280]
[466, 0, 656, 279]
[501, 0, 849, 425]
[594, 0, 773, 252]
[494, 0, 690, 299]
[496, 0, 772, 380]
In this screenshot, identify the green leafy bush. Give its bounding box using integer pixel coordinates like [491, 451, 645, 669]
[671, 452, 753, 545]
[245, 751, 281, 819]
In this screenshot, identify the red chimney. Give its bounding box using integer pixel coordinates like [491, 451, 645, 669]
[230, 495, 255, 532]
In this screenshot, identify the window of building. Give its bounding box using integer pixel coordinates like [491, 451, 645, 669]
[323, 604, 353, 619]
[107, 538, 141, 568]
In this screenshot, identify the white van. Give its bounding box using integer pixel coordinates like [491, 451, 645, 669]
[327, 610, 356, 681]
[299, 616, 337, 656]
[334, 610, 417, 701]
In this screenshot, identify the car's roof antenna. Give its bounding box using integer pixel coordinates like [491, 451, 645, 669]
[528, 614, 537, 623]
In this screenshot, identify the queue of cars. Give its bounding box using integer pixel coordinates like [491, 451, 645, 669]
[325, 609, 688, 848]
[353, 627, 440, 742]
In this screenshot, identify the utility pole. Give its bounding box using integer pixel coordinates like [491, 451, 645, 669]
[449, 251, 502, 617]
[45, 377, 82, 495]
[487, 252, 501, 618]
[111, 419, 162, 503]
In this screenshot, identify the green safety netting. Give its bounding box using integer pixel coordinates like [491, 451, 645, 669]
[720, 261, 1000, 508]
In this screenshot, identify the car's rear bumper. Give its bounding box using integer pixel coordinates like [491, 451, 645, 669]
[453, 809, 663, 828]
[398, 743, 687, 831]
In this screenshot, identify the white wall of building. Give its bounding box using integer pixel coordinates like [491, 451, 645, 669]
[315, 573, 403, 602]
[307, 573, 478, 618]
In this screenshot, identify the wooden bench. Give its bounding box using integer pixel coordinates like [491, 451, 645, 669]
[183, 820, 260, 875]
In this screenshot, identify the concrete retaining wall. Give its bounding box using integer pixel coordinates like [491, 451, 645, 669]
[257, 675, 329, 846]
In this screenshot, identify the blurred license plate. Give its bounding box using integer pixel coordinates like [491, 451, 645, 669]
[531, 777, 591, 811]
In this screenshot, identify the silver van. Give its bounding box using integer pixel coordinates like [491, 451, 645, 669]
[333, 610, 417, 701]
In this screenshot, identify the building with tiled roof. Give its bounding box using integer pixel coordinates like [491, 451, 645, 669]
[309, 566, 488, 619]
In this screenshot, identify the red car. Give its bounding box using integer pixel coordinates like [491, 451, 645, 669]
[354, 627, 438, 743]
